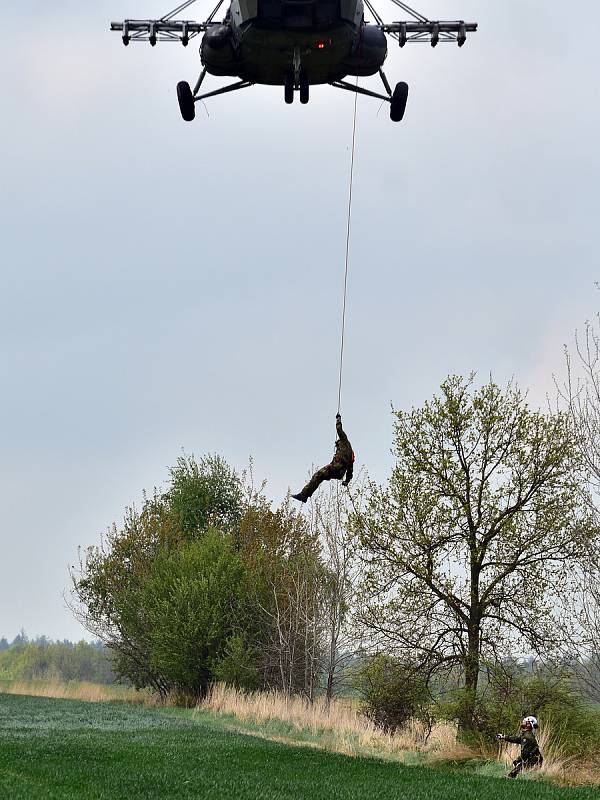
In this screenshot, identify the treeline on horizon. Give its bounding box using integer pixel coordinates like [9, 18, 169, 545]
[0, 632, 115, 684]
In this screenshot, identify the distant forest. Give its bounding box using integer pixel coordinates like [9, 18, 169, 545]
[0, 631, 116, 684]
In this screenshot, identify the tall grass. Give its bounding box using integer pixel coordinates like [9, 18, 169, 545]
[200, 685, 600, 786]
[199, 684, 465, 761]
[0, 679, 156, 705]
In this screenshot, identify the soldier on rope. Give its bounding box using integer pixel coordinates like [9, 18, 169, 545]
[292, 414, 354, 503]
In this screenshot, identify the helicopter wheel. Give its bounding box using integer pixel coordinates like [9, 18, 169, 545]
[177, 81, 196, 122]
[300, 72, 309, 105]
[284, 73, 294, 104]
[390, 82, 409, 122]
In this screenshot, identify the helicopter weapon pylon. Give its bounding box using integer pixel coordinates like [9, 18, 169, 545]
[111, 0, 477, 49]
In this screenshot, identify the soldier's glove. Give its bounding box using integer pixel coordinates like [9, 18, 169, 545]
[496, 734, 505, 741]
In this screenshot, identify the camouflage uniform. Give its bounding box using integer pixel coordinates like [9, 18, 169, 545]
[293, 415, 354, 502]
[504, 730, 543, 778]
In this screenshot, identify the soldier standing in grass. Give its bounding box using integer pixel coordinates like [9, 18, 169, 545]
[292, 413, 354, 503]
[497, 716, 543, 778]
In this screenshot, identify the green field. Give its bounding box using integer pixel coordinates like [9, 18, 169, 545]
[0, 693, 596, 800]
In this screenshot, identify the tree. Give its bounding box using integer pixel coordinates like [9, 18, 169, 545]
[561, 317, 600, 501]
[12, 629, 28, 646]
[309, 484, 358, 707]
[72, 453, 329, 700]
[139, 531, 254, 698]
[72, 490, 176, 695]
[559, 316, 600, 699]
[566, 545, 600, 702]
[356, 375, 593, 730]
[72, 454, 248, 697]
[168, 453, 244, 539]
[239, 494, 324, 697]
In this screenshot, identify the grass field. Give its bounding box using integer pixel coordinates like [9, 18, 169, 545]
[0, 693, 598, 800]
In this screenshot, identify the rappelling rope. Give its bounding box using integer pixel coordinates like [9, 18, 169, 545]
[337, 82, 358, 415]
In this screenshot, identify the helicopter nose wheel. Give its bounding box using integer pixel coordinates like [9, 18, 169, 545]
[390, 81, 409, 122]
[177, 81, 196, 122]
[284, 73, 294, 104]
[299, 71, 309, 104]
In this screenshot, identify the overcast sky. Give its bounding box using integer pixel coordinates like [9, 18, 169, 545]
[1, 1, 598, 641]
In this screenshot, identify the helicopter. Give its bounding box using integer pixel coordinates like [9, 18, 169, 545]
[111, 0, 477, 123]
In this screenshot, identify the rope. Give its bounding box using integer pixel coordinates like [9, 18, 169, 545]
[337, 83, 358, 415]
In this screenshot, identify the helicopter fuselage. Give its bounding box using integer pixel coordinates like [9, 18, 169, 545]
[201, 0, 387, 85]
[110, 2, 477, 122]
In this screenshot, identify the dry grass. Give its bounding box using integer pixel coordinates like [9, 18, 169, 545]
[0, 679, 157, 706]
[200, 686, 600, 786]
[199, 684, 466, 762]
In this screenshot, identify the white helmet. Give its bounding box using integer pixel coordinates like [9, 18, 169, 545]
[522, 715, 539, 729]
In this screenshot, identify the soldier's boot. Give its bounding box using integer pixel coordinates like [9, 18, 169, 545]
[292, 466, 331, 503]
[292, 480, 318, 503]
[508, 760, 523, 779]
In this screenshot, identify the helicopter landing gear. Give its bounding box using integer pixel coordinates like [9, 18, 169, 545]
[284, 72, 309, 104]
[177, 81, 196, 121]
[177, 67, 253, 120]
[378, 69, 408, 122]
[285, 49, 309, 105]
[284, 73, 294, 104]
[299, 71, 309, 105]
[329, 68, 409, 123]
[390, 82, 409, 122]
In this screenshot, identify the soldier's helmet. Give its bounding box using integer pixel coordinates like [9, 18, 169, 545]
[521, 716, 539, 730]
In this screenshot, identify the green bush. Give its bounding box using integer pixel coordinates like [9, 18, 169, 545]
[354, 654, 432, 735]
[140, 531, 255, 699]
[212, 634, 259, 690]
